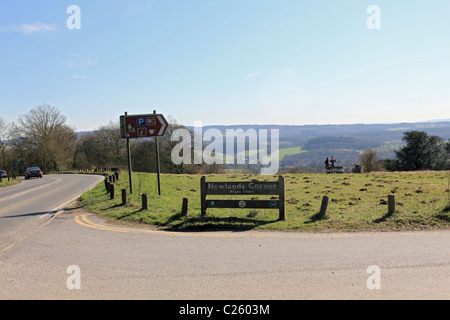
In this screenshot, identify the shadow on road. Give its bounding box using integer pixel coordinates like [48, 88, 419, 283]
[0, 206, 84, 219]
[0, 211, 55, 219]
[163, 215, 278, 232]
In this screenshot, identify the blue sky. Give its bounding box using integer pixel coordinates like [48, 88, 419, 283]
[0, 0, 449, 131]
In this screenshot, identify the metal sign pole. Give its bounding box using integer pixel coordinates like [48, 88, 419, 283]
[125, 112, 133, 194]
[154, 110, 161, 196]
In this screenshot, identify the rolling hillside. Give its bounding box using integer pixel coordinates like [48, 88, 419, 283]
[191, 120, 450, 172]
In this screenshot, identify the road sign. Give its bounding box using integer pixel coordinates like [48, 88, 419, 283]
[120, 111, 167, 196]
[120, 114, 168, 139]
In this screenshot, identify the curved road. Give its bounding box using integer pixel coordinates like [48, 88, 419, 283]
[0, 174, 449, 300]
[0, 174, 103, 252]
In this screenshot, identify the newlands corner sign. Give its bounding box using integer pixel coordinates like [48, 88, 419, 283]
[206, 181, 280, 195]
[200, 176, 286, 221]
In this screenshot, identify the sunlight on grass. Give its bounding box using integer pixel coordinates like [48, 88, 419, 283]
[79, 171, 450, 232]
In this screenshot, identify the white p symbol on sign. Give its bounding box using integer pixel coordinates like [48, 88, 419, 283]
[137, 117, 146, 126]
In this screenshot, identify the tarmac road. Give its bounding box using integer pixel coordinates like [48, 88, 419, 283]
[0, 174, 103, 253]
[1, 204, 449, 300]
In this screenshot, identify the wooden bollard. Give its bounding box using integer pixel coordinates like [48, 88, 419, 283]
[122, 189, 127, 205]
[110, 183, 115, 200]
[105, 181, 110, 194]
[142, 194, 148, 210]
[318, 196, 329, 219]
[278, 175, 286, 221]
[115, 171, 119, 181]
[181, 198, 188, 216]
[388, 194, 395, 215]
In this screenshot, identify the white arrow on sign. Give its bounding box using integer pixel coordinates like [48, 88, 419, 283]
[157, 115, 167, 136]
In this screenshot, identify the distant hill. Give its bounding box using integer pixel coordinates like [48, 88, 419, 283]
[76, 120, 450, 172]
[187, 120, 450, 171]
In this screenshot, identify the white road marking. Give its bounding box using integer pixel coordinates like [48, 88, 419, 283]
[0, 177, 62, 202]
[38, 176, 102, 219]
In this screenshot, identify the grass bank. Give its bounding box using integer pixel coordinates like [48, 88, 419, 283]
[0, 177, 21, 188]
[79, 171, 450, 232]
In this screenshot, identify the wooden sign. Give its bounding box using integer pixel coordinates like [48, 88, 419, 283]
[200, 176, 286, 220]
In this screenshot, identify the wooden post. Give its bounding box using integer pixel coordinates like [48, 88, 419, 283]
[181, 198, 189, 216]
[142, 193, 148, 210]
[388, 195, 395, 215]
[105, 181, 110, 194]
[200, 176, 206, 216]
[122, 189, 127, 205]
[318, 196, 329, 219]
[278, 175, 286, 221]
[110, 183, 115, 200]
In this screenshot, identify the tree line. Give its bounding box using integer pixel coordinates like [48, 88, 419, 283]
[359, 131, 449, 172]
[0, 104, 206, 175]
[1, 104, 449, 175]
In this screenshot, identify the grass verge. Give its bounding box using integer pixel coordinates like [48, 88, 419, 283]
[0, 177, 21, 188]
[79, 171, 450, 232]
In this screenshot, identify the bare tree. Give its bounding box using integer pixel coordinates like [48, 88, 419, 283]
[359, 149, 384, 172]
[78, 121, 126, 169]
[14, 104, 75, 171]
[0, 117, 13, 170]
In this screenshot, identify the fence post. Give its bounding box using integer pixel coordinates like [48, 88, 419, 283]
[142, 193, 148, 210]
[318, 196, 329, 219]
[110, 183, 115, 200]
[388, 195, 395, 215]
[122, 189, 127, 205]
[278, 175, 286, 221]
[181, 198, 189, 216]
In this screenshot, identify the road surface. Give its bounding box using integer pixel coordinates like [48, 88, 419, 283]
[0, 174, 103, 253]
[1, 204, 449, 299]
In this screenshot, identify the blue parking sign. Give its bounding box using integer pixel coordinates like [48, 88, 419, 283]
[136, 117, 146, 126]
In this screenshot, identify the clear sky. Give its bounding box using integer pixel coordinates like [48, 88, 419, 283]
[1, 0, 449, 132]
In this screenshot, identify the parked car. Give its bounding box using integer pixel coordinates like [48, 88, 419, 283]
[25, 167, 43, 179]
[0, 170, 7, 178]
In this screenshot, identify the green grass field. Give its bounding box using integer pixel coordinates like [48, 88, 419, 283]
[79, 171, 450, 232]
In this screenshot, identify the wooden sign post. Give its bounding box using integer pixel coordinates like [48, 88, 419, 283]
[200, 176, 286, 221]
